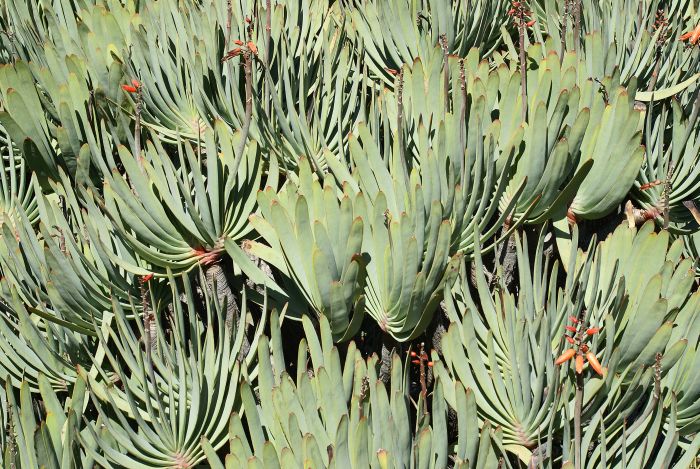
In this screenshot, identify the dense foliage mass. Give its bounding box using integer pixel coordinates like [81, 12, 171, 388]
[1, 0, 700, 467]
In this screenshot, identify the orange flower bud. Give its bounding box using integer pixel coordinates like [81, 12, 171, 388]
[565, 325, 577, 332]
[526, 19, 536, 27]
[247, 41, 258, 54]
[565, 336, 575, 344]
[121, 84, 138, 93]
[233, 39, 244, 45]
[385, 67, 398, 75]
[410, 351, 417, 357]
[679, 24, 700, 44]
[639, 180, 662, 190]
[427, 361, 434, 367]
[568, 316, 579, 323]
[221, 48, 243, 61]
[131, 79, 141, 88]
[575, 354, 584, 374]
[586, 327, 601, 336]
[411, 359, 420, 365]
[142, 273, 154, 282]
[586, 352, 604, 376]
[555, 349, 576, 365]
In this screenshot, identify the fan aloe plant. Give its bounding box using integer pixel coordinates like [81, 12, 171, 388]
[630, 95, 700, 232]
[249, 157, 366, 341]
[209, 310, 507, 468]
[0, 1, 699, 468]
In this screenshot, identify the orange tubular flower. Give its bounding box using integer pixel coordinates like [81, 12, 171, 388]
[639, 180, 662, 190]
[575, 354, 584, 374]
[122, 79, 141, 93]
[565, 325, 577, 332]
[679, 24, 700, 45]
[247, 41, 258, 54]
[568, 316, 579, 323]
[565, 336, 575, 344]
[586, 327, 601, 336]
[142, 273, 154, 282]
[586, 352, 604, 376]
[233, 39, 244, 46]
[555, 349, 576, 365]
[222, 48, 243, 62]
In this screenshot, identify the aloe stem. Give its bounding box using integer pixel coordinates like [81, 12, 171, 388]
[141, 280, 158, 401]
[205, 262, 238, 332]
[379, 334, 398, 385]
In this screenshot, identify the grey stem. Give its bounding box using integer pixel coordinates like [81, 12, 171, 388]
[379, 335, 398, 385]
[205, 262, 249, 358]
[559, 0, 568, 63]
[142, 285, 159, 404]
[573, 0, 581, 56]
[493, 222, 517, 291]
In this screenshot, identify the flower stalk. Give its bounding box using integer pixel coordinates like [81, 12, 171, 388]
[647, 10, 669, 93]
[397, 68, 409, 186]
[508, 1, 534, 123]
[440, 34, 450, 115]
[122, 80, 143, 171]
[554, 314, 604, 468]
